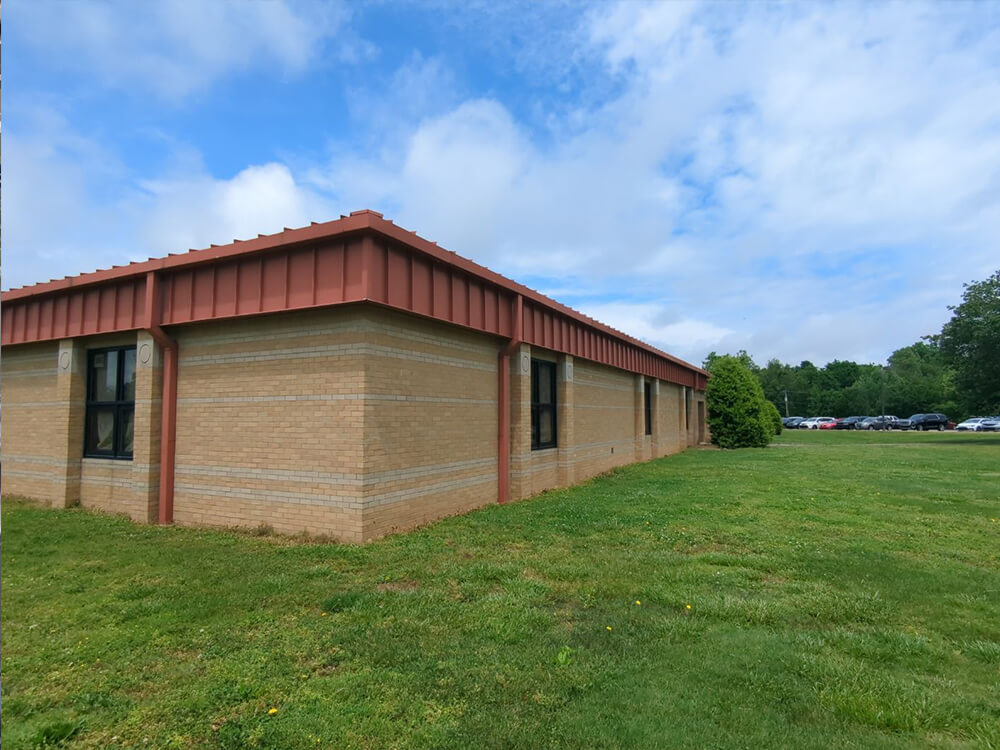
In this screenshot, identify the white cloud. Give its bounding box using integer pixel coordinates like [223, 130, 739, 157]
[139, 164, 332, 256]
[574, 302, 734, 364]
[318, 1, 1000, 366]
[2, 107, 334, 288]
[588, 0, 698, 70]
[7, 0, 363, 99]
[1, 108, 139, 286]
[6, 2, 999, 370]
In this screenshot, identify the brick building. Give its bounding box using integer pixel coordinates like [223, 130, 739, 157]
[1, 211, 708, 542]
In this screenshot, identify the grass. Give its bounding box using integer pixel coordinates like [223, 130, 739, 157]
[2, 430, 999, 749]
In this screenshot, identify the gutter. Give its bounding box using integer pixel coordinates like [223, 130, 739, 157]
[497, 294, 523, 504]
[144, 271, 178, 525]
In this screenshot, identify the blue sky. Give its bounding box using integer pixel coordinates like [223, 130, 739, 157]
[5, 1, 1000, 367]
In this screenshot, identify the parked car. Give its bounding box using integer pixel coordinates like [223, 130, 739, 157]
[956, 417, 992, 431]
[800, 417, 836, 430]
[819, 419, 838, 429]
[835, 416, 867, 430]
[858, 416, 886, 430]
[978, 417, 1000, 432]
[782, 416, 805, 429]
[908, 413, 949, 431]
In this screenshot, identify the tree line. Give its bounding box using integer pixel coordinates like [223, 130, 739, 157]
[703, 269, 1000, 421]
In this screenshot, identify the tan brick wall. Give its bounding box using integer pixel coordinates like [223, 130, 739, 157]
[511, 352, 636, 499]
[657, 382, 685, 456]
[2, 304, 708, 542]
[1, 333, 164, 520]
[567, 358, 642, 484]
[169, 307, 370, 541]
[166, 306, 500, 541]
[508, 351, 696, 501]
[1, 342, 66, 503]
[80, 458, 150, 520]
[361, 307, 500, 540]
[72, 333, 158, 522]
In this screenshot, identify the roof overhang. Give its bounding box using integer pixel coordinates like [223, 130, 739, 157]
[1, 210, 708, 389]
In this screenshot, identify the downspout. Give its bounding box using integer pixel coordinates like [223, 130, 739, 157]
[497, 294, 523, 504]
[144, 271, 178, 525]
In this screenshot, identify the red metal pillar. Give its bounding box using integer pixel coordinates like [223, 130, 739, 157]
[144, 271, 178, 524]
[498, 294, 522, 504]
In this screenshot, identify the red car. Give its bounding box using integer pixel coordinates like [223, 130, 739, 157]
[819, 419, 838, 430]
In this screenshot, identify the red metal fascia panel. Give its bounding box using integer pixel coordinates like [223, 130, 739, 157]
[155, 238, 370, 327]
[450, 274, 467, 327]
[192, 267, 215, 319]
[213, 263, 238, 317]
[410, 255, 433, 317]
[364, 215, 707, 377]
[38, 298, 53, 340]
[2, 212, 706, 388]
[261, 254, 287, 312]
[431, 264, 449, 319]
[386, 245, 411, 309]
[25, 300, 41, 342]
[314, 243, 344, 305]
[287, 249, 315, 309]
[2, 211, 377, 302]
[344, 240, 365, 300]
[0, 278, 145, 345]
[469, 279, 484, 330]
[483, 286, 497, 333]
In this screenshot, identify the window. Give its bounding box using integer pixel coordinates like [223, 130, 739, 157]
[644, 381, 653, 436]
[531, 359, 557, 450]
[85, 346, 136, 459]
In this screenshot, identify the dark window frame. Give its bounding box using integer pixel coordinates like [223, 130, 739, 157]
[84, 346, 136, 460]
[531, 358, 557, 451]
[644, 381, 653, 436]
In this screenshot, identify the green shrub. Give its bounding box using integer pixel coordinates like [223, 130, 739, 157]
[706, 356, 773, 449]
[765, 401, 783, 435]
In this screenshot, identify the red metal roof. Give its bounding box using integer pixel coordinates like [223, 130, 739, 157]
[1, 210, 708, 388]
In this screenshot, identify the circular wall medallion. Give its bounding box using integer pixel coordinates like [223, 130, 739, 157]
[59, 351, 71, 370]
[519, 352, 530, 375]
[139, 343, 152, 364]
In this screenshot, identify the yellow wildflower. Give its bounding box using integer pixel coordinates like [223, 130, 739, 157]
[268, 708, 278, 716]
[606, 626, 612, 631]
[635, 600, 641, 606]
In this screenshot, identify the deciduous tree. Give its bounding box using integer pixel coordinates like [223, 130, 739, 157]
[937, 270, 1000, 415]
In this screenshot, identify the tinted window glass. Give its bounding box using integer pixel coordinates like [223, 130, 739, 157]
[119, 407, 135, 456]
[531, 359, 557, 450]
[86, 407, 116, 454]
[85, 347, 137, 459]
[122, 349, 137, 402]
[91, 350, 118, 401]
[538, 409, 555, 446]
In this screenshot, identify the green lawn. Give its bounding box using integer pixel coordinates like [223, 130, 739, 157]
[2, 431, 999, 749]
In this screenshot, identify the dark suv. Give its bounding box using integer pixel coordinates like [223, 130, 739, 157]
[835, 416, 867, 430]
[907, 413, 948, 431]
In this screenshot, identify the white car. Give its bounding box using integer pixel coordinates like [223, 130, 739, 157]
[800, 417, 836, 430]
[979, 417, 1000, 432]
[956, 417, 991, 431]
